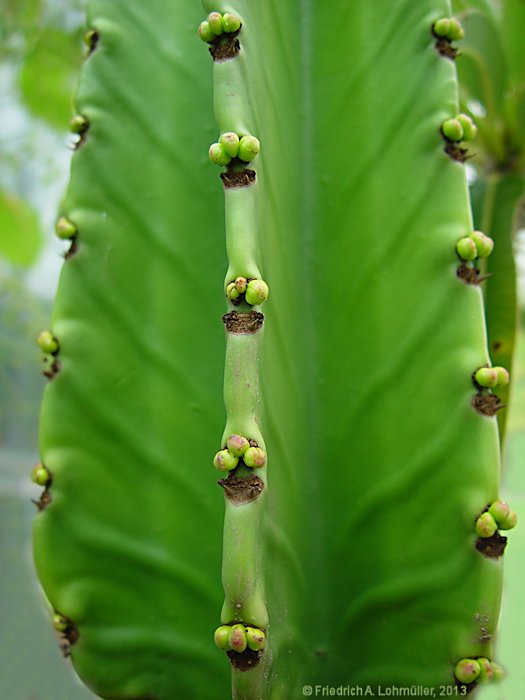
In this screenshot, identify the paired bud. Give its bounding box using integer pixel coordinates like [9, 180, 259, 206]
[213, 449, 239, 472]
[198, 12, 242, 43]
[243, 446, 266, 468]
[226, 434, 250, 457]
[488, 500, 517, 530]
[245, 279, 269, 306]
[214, 436, 266, 471]
[37, 331, 59, 355]
[209, 133, 260, 166]
[475, 511, 498, 538]
[476, 658, 494, 683]
[213, 623, 266, 652]
[69, 114, 89, 135]
[441, 114, 477, 142]
[469, 230, 494, 258]
[474, 366, 509, 389]
[454, 658, 481, 684]
[433, 18, 465, 41]
[31, 462, 51, 487]
[220, 132, 240, 158]
[456, 230, 494, 261]
[55, 216, 77, 240]
[52, 613, 69, 633]
[238, 135, 261, 162]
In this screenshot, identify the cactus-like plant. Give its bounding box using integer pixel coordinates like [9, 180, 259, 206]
[32, 1, 524, 698]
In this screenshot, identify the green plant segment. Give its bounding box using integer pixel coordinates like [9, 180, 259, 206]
[33, 0, 523, 698]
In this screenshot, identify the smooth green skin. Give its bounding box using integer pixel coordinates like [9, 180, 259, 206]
[198, 20, 215, 43]
[442, 117, 464, 141]
[433, 18, 451, 37]
[214, 625, 231, 650]
[246, 626, 266, 651]
[70, 114, 88, 134]
[456, 113, 477, 141]
[238, 135, 260, 162]
[476, 512, 498, 538]
[34, 0, 510, 697]
[448, 18, 465, 41]
[245, 279, 268, 306]
[455, 658, 481, 683]
[55, 216, 77, 240]
[33, 1, 229, 698]
[243, 446, 266, 468]
[220, 131, 240, 158]
[469, 230, 493, 258]
[226, 433, 250, 457]
[37, 330, 58, 354]
[31, 464, 51, 487]
[209, 142, 232, 166]
[214, 448, 239, 471]
[456, 236, 477, 260]
[222, 13, 242, 33]
[475, 367, 499, 388]
[208, 12, 224, 36]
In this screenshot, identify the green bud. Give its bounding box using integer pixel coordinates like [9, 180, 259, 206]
[476, 658, 494, 683]
[454, 659, 481, 684]
[222, 13, 241, 33]
[55, 216, 77, 240]
[476, 511, 498, 538]
[53, 613, 69, 633]
[213, 449, 239, 472]
[226, 282, 240, 301]
[37, 330, 59, 355]
[456, 113, 477, 141]
[245, 279, 269, 306]
[220, 132, 240, 158]
[83, 29, 98, 51]
[245, 626, 266, 651]
[238, 135, 261, 162]
[468, 230, 494, 258]
[456, 237, 477, 261]
[433, 18, 451, 38]
[209, 142, 232, 166]
[214, 625, 231, 650]
[207, 12, 224, 36]
[234, 277, 248, 294]
[499, 509, 517, 531]
[226, 434, 250, 457]
[198, 21, 215, 43]
[448, 18, 465, 41]
[441, 118, 464, 142]
[491, 663, 505, 682]
[228, 624, 247, 653]
[493, 366, 509, 386]
[474, 367, 499, 388]
[488, 500, 510, 527]
[31, 462, 51, 487]
[243, 446, 266, 468]
[70, 114, 88, 135]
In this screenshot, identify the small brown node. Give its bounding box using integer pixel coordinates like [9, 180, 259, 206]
[434, 36, 458, 60]
[471, 392, 505, 417]
[209, 34, 241, 61]
[32, 488, 52, 511]
[221, 168, 256, 189]
[444, 141, 471, 162]
[457, 263, 485, 286]
[222, 310, 264, 334]
[475, 532, 507, 559]
[218, 475, 264, 505]
[43, 357, 61, 380]
[64, 235, 79, 259]
[227, 647, 263, 671]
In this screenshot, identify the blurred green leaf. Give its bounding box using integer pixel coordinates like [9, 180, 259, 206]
[0, 190, 42, 267]
[18, 27, 83, 129]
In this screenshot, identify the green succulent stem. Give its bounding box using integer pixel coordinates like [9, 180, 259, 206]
[225, 185, 262, 283]
[206, 6, 269, 691]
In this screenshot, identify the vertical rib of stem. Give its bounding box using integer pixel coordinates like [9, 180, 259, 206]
[203, 5, 269, 695]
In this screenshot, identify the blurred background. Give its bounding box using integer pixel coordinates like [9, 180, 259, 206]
[0, 1, 524, 698]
